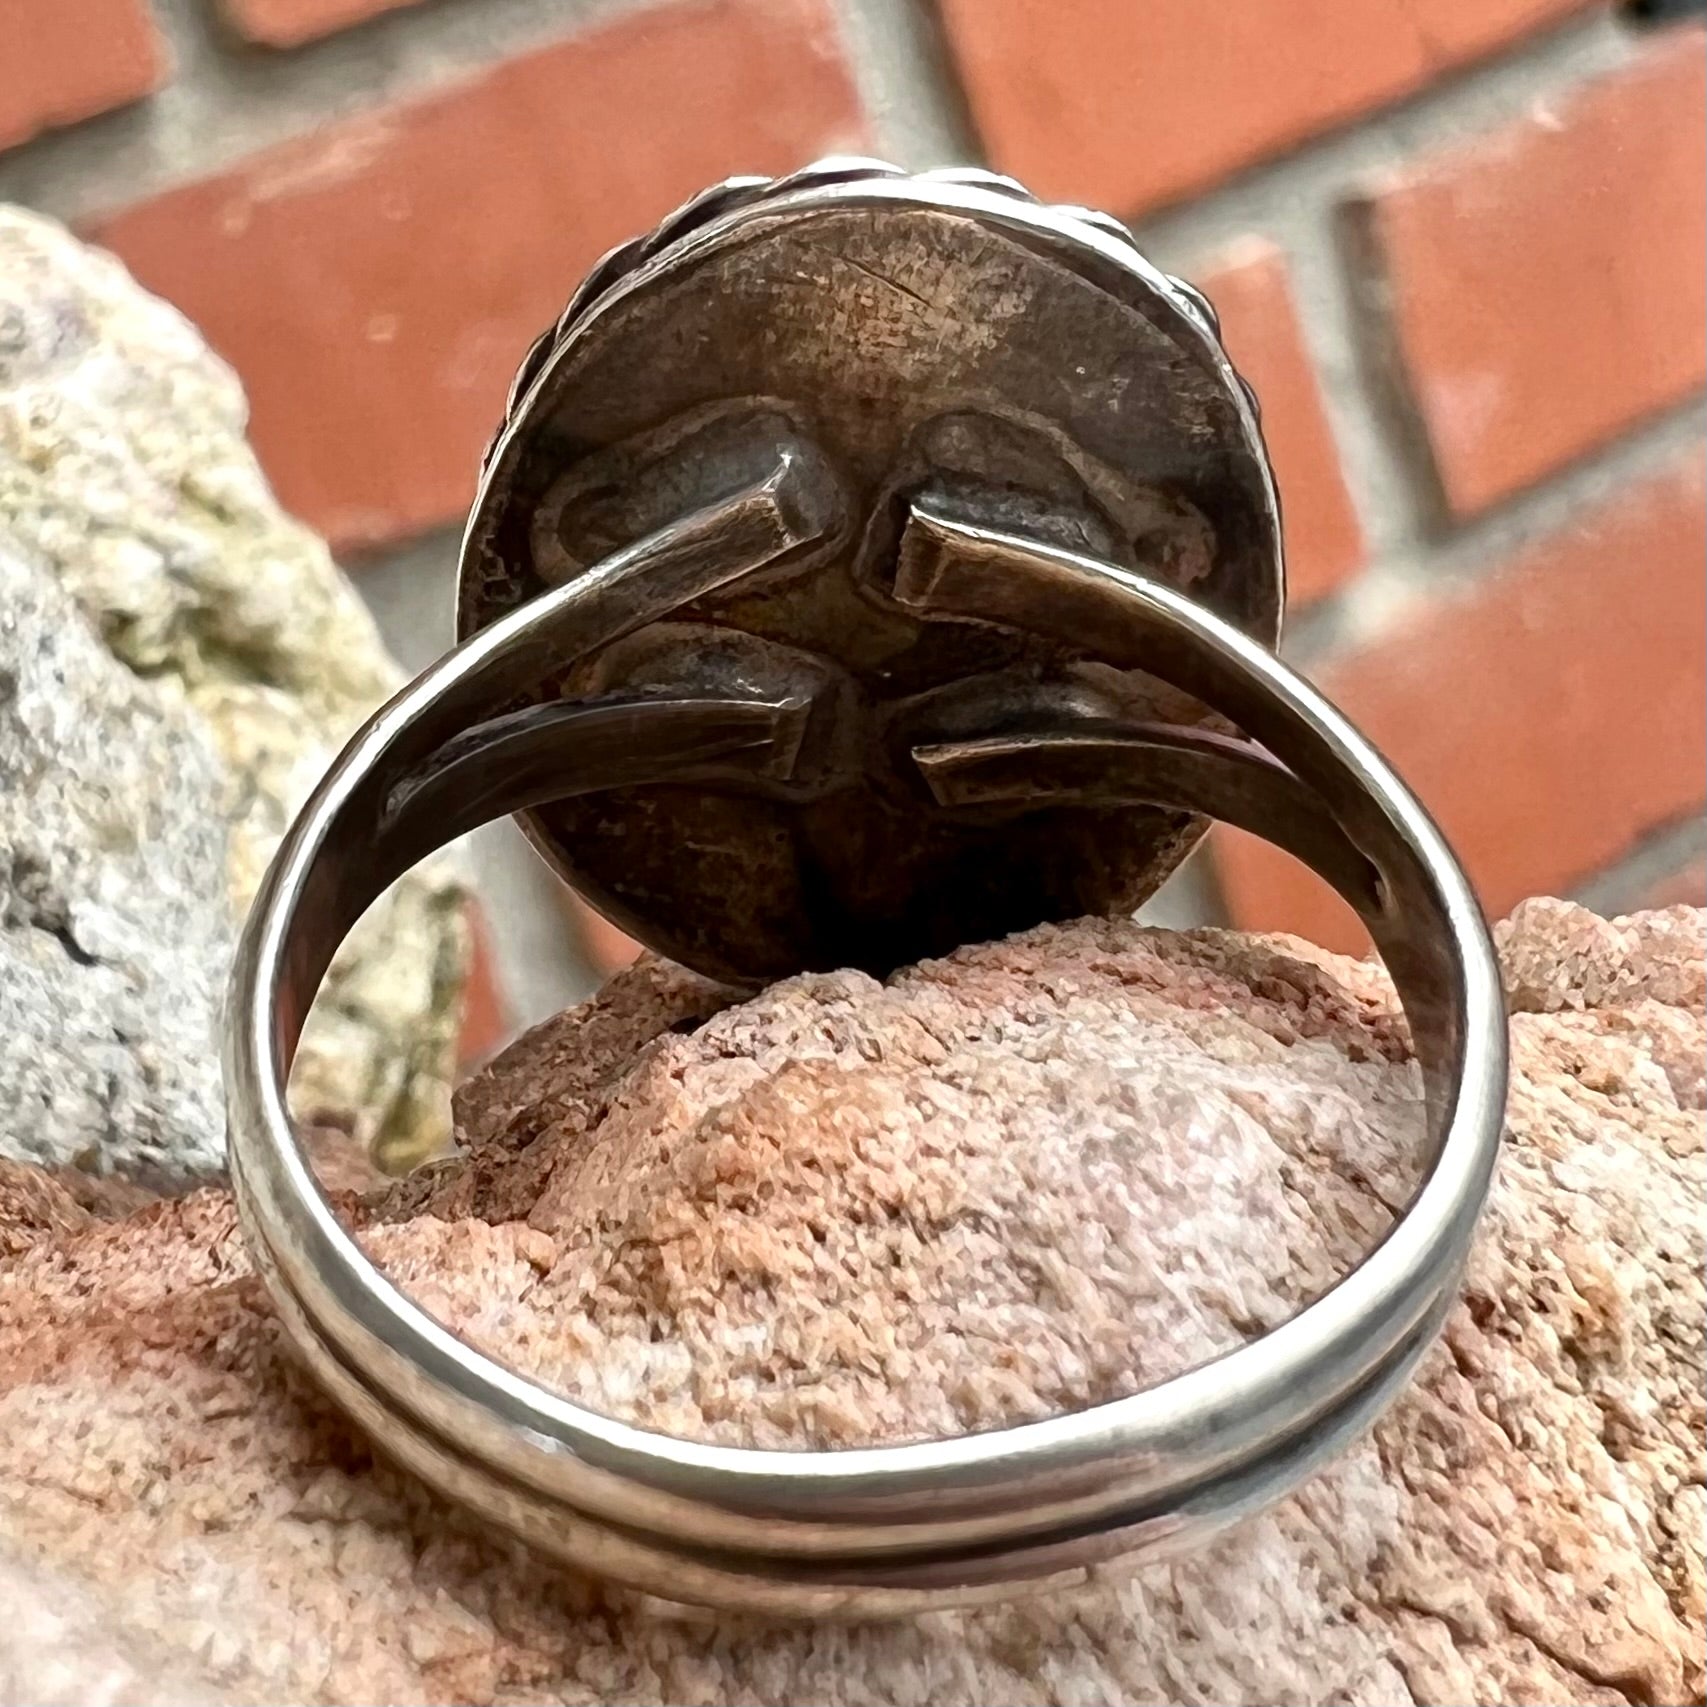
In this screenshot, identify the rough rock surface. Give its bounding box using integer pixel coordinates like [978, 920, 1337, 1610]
[0, 205, 467, 1174]
[0, 545, 233, 1181]
[1, 900, 1702, 1705]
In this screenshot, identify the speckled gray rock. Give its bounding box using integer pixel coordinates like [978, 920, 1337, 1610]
[0, 205, 469, 1173]
[0, 545, 231, 1182]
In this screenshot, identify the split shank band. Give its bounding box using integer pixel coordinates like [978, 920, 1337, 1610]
[226, 473, 1506, 1614]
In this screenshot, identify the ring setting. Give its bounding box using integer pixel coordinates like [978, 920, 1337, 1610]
[226, 158, 1506, 1615]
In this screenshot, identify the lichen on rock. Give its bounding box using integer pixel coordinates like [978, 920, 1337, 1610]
[0, 205, 469, 1175]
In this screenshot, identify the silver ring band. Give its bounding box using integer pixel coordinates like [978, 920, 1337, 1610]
[226, 499, 1505, 1615]
[227, 161, 1506, 1615]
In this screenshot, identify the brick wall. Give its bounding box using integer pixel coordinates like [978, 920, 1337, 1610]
[4, 0, 1702, 977]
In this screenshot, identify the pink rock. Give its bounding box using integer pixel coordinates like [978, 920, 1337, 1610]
[1, 901, 1701, 1705]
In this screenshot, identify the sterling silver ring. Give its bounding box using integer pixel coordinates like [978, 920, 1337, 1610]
[226, 159, 1507, 1616]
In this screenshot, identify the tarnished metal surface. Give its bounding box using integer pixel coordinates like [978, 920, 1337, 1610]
[459, 162, 1282, 982]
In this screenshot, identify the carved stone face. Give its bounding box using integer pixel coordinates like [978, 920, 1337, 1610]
[459, 165, 1283, 985]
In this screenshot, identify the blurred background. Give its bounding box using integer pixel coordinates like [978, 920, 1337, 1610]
[3, 0, 1702, 1043]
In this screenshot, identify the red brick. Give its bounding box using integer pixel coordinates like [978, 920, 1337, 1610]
[1214, 455, 1707, 953]
[559, 895, 642, 979]
[89, 0, 864, 557]
[0, 0, 167, 153]
[1197, 241, 1365, 607]
[1359, 33, 1707, 516]
[457, 903, 511, 1067]
[935, 0, 1591, 218]
[538, 866, 642, 976]
[218, 0, 421, 48]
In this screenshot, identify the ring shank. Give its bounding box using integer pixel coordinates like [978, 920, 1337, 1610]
[226, 510, 1505, 1614]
